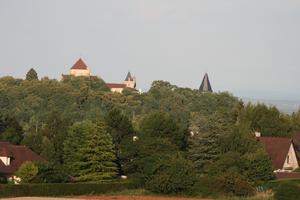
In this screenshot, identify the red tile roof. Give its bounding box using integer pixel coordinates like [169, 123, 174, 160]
[71, 58, 88, 70]
[292, 132, 300, 144]
[0, 147, 12, 157]
[275, 172, 300, 180]
[259, 137, 292, 170]
[106, 83, 126, 89]
[0, 142, 44, 175]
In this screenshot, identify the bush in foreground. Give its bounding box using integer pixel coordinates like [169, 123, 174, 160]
[273, 181, 300, 200]
[146, 154, 197, 195]
[16, 161, 38, 183]
[216, 171, 255, 197]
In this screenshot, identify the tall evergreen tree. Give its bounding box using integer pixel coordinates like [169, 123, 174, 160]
[188, 112, 232, 171]
[63, 121, 88, 176]
[76, 126, 117, 181]
[64, 120, 117, 181]
[26, 68, 38, 81]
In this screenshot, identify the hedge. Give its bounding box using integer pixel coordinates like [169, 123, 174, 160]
[264, 179, 300, 190]
[0, 181, 138, 198]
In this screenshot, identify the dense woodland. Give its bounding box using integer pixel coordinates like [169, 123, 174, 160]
[1, 68, 300, 196]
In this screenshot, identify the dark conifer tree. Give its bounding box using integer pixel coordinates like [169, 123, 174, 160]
[26, 68, 38, 81]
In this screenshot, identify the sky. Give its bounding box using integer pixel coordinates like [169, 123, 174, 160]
[1, 0, 300, 100]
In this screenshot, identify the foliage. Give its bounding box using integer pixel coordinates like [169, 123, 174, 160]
[238, 103, 292, 137]
[139, 111, 187, 149]
[145, 153, 197, 194]
[273, 181, 300, 200]
[120, 135, 179, 184]
[188, 112, 234, 171]
[32, 163, 69, 183]
[194, 176, 219, 197]
[16, 161, 39, 183]
[63, 120, 118, 181]
[216, 171, 255, 197]
[0, 75, 292, 197]
[0, 115, 23, 144]
[0, 181, 137, 197]
[26, 68, 38, 81]
[242, 149, 274, 184]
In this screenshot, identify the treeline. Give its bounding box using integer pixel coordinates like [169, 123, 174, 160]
[1, 70, 300, 197]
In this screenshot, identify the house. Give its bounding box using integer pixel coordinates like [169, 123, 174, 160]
[199, 73, 213, 92]
[0, 142, 44, 183]
[106, 72, 137, 93]
[258, 136, 299, 172]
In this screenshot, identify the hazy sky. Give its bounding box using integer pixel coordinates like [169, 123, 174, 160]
[1, 0, 300, 100]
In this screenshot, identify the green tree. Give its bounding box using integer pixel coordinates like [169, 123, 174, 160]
[22, 130, 43, 154]
[238, 103, 292, 137]
[146, 153, 197, 194]
[0, 116, 23, 145]
[25, 68, 38, 81]
[139, 111, 187, 149]
[33, 162, 69, 183]
[42, 111, 68, 164]
[188, 112, 232, 171]
[40, 136, 56, 162]
[242, 149, 274, 183]
[63, 121, 91, 176]
[64, 120, 118, 181]
[16, 161, 39, 183]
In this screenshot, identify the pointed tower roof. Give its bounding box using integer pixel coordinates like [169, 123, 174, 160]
[124, 71, 133, 81]
[71, 58, 88, 70]
[199, 73, 213, 92]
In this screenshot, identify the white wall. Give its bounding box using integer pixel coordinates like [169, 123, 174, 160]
[0, 156, 10, 166]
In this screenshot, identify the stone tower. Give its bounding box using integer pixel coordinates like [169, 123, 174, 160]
[70, 58, 91, 77]
[199, 73, 213, 92]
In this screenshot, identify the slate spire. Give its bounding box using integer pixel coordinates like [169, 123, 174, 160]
[199, 73, 213, 92]
[124, 71, 133, 81]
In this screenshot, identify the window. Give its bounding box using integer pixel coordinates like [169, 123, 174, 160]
[287, 155, 290, 164]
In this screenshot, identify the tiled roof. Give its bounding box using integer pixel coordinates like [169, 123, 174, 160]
[0, 147, 12, 157]
[259, 137, 291, 170]
[106, 83, 126, 89]
[71, 58, 88, 70]
[292, 132, 300, 145]
[0, 142, 44, 175]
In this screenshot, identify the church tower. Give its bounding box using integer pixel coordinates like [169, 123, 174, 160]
[199, 73, 213, 92]
[70, 58, 91, 77]
[123, 72, 136, 89]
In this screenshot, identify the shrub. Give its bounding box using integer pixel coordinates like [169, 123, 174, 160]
[16, 161, 38, 183]
[32, 163, 69, 183]
[145, 154, 197, 194]
[216, 171, 255, 197]
[274, 181, 300, 200]
[194, 176, 219, 197]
